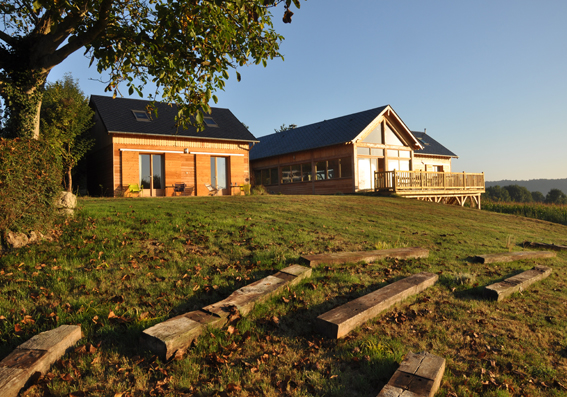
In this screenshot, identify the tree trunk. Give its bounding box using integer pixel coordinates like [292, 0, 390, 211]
[0, 71, 47, 139]
[66, 166, 73, 193]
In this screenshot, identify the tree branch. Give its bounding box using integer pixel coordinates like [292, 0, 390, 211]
[0, 30, 15, 46]
[36, 0, 114, 71]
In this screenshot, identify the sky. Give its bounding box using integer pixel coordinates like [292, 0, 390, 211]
[48, 0, 567, 181]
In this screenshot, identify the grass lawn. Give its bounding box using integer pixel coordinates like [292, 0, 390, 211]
[1, 194, 567, 397]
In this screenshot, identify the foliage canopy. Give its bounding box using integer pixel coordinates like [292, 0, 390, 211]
[41, 74, 94, 192]
[0, 0, 301, 138]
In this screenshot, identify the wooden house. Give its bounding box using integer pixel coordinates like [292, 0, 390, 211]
[250, 105, 484, 207]
[87, 95, 257, 197]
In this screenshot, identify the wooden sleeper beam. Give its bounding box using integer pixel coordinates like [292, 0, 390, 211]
[301, 247, 429, 268]
[377, 351, 446, 397]
[485, 266, 552, 301]
[316, 272, 437, 339]
[141, 265, 312, 360]
[0, 325, 82, 397]
[474, 251, 556, 264]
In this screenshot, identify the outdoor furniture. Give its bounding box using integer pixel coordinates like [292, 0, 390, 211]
[128, 183, 143, 197]
[205, 183, 219, 196]
[174, 183, 185, 196]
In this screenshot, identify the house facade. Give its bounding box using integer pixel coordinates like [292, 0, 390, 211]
[88, 95, 257, 197]
[249, 105, 458, 195]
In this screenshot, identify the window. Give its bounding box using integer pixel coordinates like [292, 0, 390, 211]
[302, 163, 312, 181]
[388, 159, 410, 171]
[253, 168, 278, 186]
[363, 124, 383, 144]
[315, 157, 352, 180]
[204, 117, 218, 127]
[139, 154, 164, 193]
[315, 161, 327, 180]
[385, 123, 404, 146]
[132, 110, 150, 122]
[281, 163, 311, 183]
[211, 157, 228, 189]
[357, 147, 370, 156]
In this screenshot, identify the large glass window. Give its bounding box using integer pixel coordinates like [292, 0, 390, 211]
[139, 154, 164, 194]
[302, 163, 312, 182]
[281, 163, 309, 184]
[385, 123, 404, 146]
[211, 157, 228, 189]
[316, 161, 327, 180]
[363, 124, 383, 144]
[388, 159, 411, 171]
[315, 157, 352, 180]
[140, 154, 151, 189]
[254, 168, 278, 186]
[327, 159, 339, 179]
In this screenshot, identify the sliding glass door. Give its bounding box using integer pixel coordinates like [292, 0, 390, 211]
[140, 154, 165, 196]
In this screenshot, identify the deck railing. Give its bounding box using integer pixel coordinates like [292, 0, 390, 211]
[374, 170, 485, 193]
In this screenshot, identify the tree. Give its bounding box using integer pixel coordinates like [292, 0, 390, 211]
[503, 184, 532, 203]
[484, 185, 511, 202]
[545, 188, 567, 205]
[41, 74, 94, 192]
[531, 191, 545, 203]
[275, 123, 297, 133]
[0, 0, 301, 139]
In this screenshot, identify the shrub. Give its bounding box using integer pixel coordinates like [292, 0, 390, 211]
[251, 185, 267, 195]
[0, 138, 62, 236]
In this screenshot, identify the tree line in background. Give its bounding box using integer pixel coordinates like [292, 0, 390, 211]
[483, 184, 567, 205]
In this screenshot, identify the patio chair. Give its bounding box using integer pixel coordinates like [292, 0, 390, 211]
[205, 183, 219, 196]
[128, 183, 143, 197]
[174, 183, 185, 196]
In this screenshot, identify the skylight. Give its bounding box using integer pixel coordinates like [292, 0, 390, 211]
[132, 110, 150, 122]
[204, 117, 218, 127]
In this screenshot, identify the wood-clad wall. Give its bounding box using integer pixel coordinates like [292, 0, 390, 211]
[413, 155, 453, 172]
[110, 134, 250, 197]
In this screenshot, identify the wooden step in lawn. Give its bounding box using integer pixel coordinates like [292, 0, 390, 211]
[0, 325, 82, 397]
[377, 351, 446, 397]
[523, 241, 567, 251]
[301, 247, 429, 268]
[474, 251, 556, 264]
[316, 272, 437, 339]
[141, 265, 312, 360]
[485, 266, 552, 301]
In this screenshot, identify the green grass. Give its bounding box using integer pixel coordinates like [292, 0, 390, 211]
[1, 195, 567, 396]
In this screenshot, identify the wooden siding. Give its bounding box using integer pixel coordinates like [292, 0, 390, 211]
[413, 155, 452, 172]
[111, 134, 250, 197]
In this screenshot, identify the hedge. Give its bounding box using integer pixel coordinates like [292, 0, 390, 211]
[0, 138, 62, 236]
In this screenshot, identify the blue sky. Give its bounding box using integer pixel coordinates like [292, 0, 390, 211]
[48, 0, 567, 181]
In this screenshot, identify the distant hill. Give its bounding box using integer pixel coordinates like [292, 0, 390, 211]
[485, 178, 567, 195]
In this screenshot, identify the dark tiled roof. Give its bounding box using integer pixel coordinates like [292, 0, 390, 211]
[412, 131, 458, 158]
[250, 106, 388, 160]
[89, 95, 257, 142]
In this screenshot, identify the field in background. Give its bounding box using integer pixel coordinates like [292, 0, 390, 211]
[483, 202, 567, 226]
[1, 195, 567, 397]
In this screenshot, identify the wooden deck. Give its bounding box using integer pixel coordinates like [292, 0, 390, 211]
[374, 170, 485, 208]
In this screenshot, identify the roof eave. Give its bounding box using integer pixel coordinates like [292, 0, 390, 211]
[108, 130, 259, 143]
